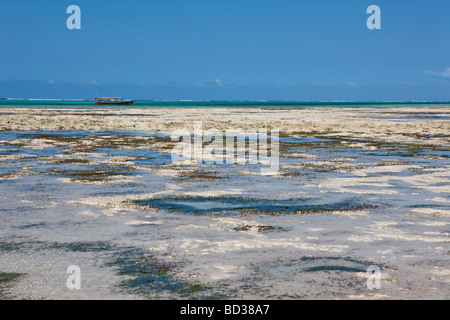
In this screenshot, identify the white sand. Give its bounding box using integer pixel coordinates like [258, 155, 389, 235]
[0, 106, 448, 300]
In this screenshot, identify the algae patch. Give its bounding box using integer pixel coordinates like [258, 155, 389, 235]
[106, 248, 224, 299]
[0, 272, 26, 299]
[134, 196, 379, 216]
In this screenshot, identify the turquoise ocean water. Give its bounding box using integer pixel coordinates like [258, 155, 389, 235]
[0, 100, 449, 108]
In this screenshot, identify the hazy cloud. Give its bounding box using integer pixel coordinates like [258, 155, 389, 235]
[193, 79, 225, 87]
[426, 67, 450, 78]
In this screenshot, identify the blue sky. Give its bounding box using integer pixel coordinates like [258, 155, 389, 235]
[1, 0, 450, 100]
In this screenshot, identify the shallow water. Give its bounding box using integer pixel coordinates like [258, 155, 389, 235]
[136, 197, 377, 215]
[0, 127, 449, 299]
[1, 100, 450, 108]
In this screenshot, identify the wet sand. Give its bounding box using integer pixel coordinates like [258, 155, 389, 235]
[0, 107, 449, 299]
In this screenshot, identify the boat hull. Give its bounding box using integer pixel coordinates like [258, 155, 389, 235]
[94, 100, 135, 105]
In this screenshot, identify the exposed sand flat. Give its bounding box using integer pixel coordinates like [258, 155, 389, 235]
[0, 106, 448, 300]
[1, 107, 449, 147]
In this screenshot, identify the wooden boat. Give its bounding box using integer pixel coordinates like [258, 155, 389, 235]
[94, 97, 135, 105]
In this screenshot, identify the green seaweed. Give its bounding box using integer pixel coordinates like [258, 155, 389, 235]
[105, 247, 224, 299]
[0, 272, 26, 299]
[48, 164, 135, 182]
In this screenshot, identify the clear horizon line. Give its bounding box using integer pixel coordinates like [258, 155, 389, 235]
[1, 98, 450, 103]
